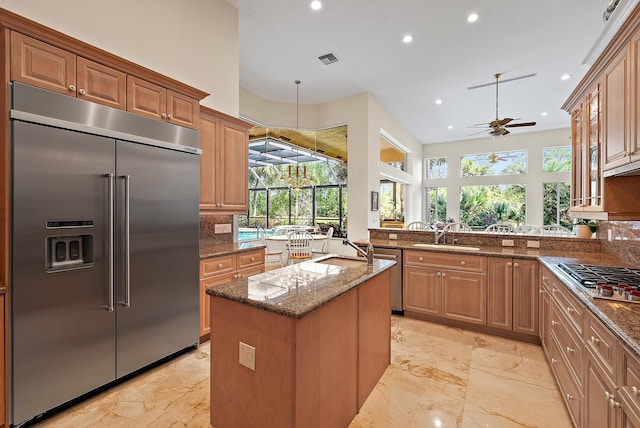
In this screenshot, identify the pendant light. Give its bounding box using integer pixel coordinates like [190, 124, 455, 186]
[282, 80, 314, 192]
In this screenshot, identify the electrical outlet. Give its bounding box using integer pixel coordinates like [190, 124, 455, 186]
[389, 233, 398, 240]
[608, 229, 613, 241]
[527, 241, 540, 248]
[501, 239, 514, 247]
[215, 223, 232, 234]
[239, 342, 255, 370]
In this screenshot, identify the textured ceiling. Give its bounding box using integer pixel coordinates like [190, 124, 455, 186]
[238, 0, 636, 145]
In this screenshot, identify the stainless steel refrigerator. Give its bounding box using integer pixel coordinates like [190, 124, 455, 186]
[9, 82, 201, 426]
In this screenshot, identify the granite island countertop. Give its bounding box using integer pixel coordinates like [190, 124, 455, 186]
[206, 255, 395, 319]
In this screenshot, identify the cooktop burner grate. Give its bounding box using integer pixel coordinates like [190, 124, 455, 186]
[557, 263, 640, 303]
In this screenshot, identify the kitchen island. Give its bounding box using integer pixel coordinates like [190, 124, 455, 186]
[206, 255, 394, 428]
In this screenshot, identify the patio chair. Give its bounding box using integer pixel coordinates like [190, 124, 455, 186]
[312, 227, 334, 255]
[484, 223, 515, 233]
[537, 224, 574, 236]
[442, 222, 472, 232]
[405, 221, 432, 231]
[259, 226, 284, 267]
[287, 230, 313, 264]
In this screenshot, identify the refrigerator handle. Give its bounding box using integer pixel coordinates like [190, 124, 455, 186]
[106, 173, 115, 312]
[122, 174, 131, 308]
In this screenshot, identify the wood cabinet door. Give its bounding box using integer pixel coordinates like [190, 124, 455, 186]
[215, 121, 249, 212]
[200, 273, 235, 339]
[166, 89, 198, 129]
[126, 76, 166, 122]
[442, 270, 486, 325]
[403, 266, 441, 316]
[540, 291, 551, 353]
[513, 259, 539, 336]
[487, 257, 512, 330]
[603, 45, 631, 170]
[10, 31, 76, 95]
[570, 104, 585, 211]
[199, 112, 219, 209]
[584, 351, 617, 428]
[76, 57, 126, 110]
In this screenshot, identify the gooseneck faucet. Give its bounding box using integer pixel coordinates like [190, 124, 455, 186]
[342, 239, 374, 266]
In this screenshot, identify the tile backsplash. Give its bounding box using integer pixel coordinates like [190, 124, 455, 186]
[200, 214, 234, 243]
[597, 220, 640, 267]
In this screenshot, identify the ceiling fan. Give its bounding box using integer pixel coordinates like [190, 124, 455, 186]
[470, 73, 537, 136]
[487, 151, 515, 163]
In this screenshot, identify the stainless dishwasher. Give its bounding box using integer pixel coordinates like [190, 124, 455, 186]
[373, 248, 403, 314]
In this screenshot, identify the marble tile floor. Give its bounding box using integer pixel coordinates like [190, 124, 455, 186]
[34, 316, 571, 427]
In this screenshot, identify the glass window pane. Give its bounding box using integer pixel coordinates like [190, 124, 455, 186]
[268, 188, 291, 227]
[460, 184, 526, 227]
[426, 157, 448, 179]
[426, 187, 447, 224]
[542, 146, 571, 173]
[291, 188, 313, 225]
[461, 150, 527, 176]
[380, 181, 404, 221]
[543, 182, 571, 228]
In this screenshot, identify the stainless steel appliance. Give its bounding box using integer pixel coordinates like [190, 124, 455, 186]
[372, 248, 403, 313]
[9, 82, 201, 426]
[558, 263, 640, 303]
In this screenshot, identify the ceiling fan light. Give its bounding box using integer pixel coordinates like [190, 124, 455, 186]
[467, 13, 479, 23]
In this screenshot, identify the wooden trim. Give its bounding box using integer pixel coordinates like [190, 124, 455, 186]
[0, 7, 208, 101]
[1, 25, 9, 428]
[200, 104, 252, 130]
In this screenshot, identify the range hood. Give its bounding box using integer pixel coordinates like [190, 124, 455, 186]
[603, 160, 640, 177]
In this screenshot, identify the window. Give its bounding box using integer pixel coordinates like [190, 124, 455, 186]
[426, 157, 447, 179]
[543, 146, 571, 173]
[426, 187, 447, 224]
[460, 184, 526, 227]
[380, 180, 404, 221]
[543, 182, 571, 227]
[380, 135, 406, 171]
[461, 150, 527, 176]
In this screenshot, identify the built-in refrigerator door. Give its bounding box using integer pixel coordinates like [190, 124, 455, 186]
[11, 121, 116, 426]
[115, 141, 199, 378]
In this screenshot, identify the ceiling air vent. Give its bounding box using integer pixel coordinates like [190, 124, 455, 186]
[318, 52, 339, 65]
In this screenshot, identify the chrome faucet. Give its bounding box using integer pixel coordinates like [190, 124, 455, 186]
[434, 229, 447, 244]
[342, 239, 374, 266]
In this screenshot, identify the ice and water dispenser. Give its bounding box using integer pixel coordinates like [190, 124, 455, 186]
[45, 220, 94, 272]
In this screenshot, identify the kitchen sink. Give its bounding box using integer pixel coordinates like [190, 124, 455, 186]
[413, 243, 481, 251]
[316, 257, 367, 268]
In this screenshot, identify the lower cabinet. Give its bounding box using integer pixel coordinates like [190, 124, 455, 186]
[403, 250, 487, 325]
[199, 249, 265, 341]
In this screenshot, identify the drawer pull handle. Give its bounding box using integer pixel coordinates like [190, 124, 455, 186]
[566, 393, 573, 401]
[514, 262, 519, 267]
[418, 256, 424, 262]
[551, 358, 558, 364]
[218, 263, 224, 268]
[552, 288, 558, 293]
[605, 391, 613, 400]
[460, 260, 466, 265]
[251, 257, 255, 261]
[609, 398, 620, 408]
[567, 306, 574, 313]
[551, 320, 558, 326]
[543, 275, 548, 280]
[566, 346, 574, 353]
[591, 336, 600, 344]
[632, 386, 638, 396]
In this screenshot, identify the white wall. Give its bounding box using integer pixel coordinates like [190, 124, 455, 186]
[240, 88, 423, 241]
[0, 0, 240, 116]
[422, 128, 572, 225]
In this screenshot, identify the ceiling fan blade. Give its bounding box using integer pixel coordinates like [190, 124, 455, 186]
[505, 121, 537, 128]
[498, 117, 514, 126]
[472, 121, 492, 126]
[469, 129, 490, 136]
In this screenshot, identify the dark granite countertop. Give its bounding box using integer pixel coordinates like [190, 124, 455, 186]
[199, 241, 265, 260]
[206, 255, 395, 319]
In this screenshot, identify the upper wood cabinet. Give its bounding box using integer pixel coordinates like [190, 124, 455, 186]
[127, 76, 198, 129]
[200, 106, 250, 213]
[10, 31, 126, 110]
[603, 45, 632, 171]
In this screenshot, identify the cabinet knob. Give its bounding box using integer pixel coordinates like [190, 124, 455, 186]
[605, 391, 613, 400]
[551, 320, 558, 326]
[623, 151, 628, 157]
[162, 113, 168, 119]
[441, 272, 446, 277]
[460, 260, 466, 265]
[551, 358, 558, 364]
[543, 275, 548, 281]
[609, 398, 620, 408]
[220, 203, 224, 207]
[168, 114, 173, 120]
[437, 272, 442, 277]
[633, 386, 639, 396]
[539, 289, 545, 294]
[514, 262, 519, 268]
[591, 336, 600, 344]
[507, 261, 513, 267]
[68, 84, 76, 92]
[418, 256, 424, 261]
[218, 263, 223, 268]
[566, 394, 574, 401]
[566, 346, 574, 353]
[79, 88, 86, 95]
[552, 288, 558, 293]
[567, 306, 574, 313]
[251, 257, 255, 261]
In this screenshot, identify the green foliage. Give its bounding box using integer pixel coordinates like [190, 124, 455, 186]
[542, 182, 571, 227]
[460, 185, 526, 227]
[542, 146, 571, 173]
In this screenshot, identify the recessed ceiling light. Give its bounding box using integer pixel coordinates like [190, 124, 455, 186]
[541, 112, 548, 116]
[561, 74, 571, 80]
[403, 34, 413, 43]
[467, 13, 479, 23]
[435, 99, 442, 105]
[448, 125, 453, 130]
[310, 0, 322, 11]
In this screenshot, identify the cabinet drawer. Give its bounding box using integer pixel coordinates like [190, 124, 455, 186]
[550, 281, 584, 335]
[237, 265, 264, 279]
[404, 250, 486, 273]
[549, 335, 583, 427]
[200, 255, 236, 278]
[585, 313, 617, 381]
[551, 300, 583, 385]
[619, 346, 640, 415]
[237, 250, 265, 269]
